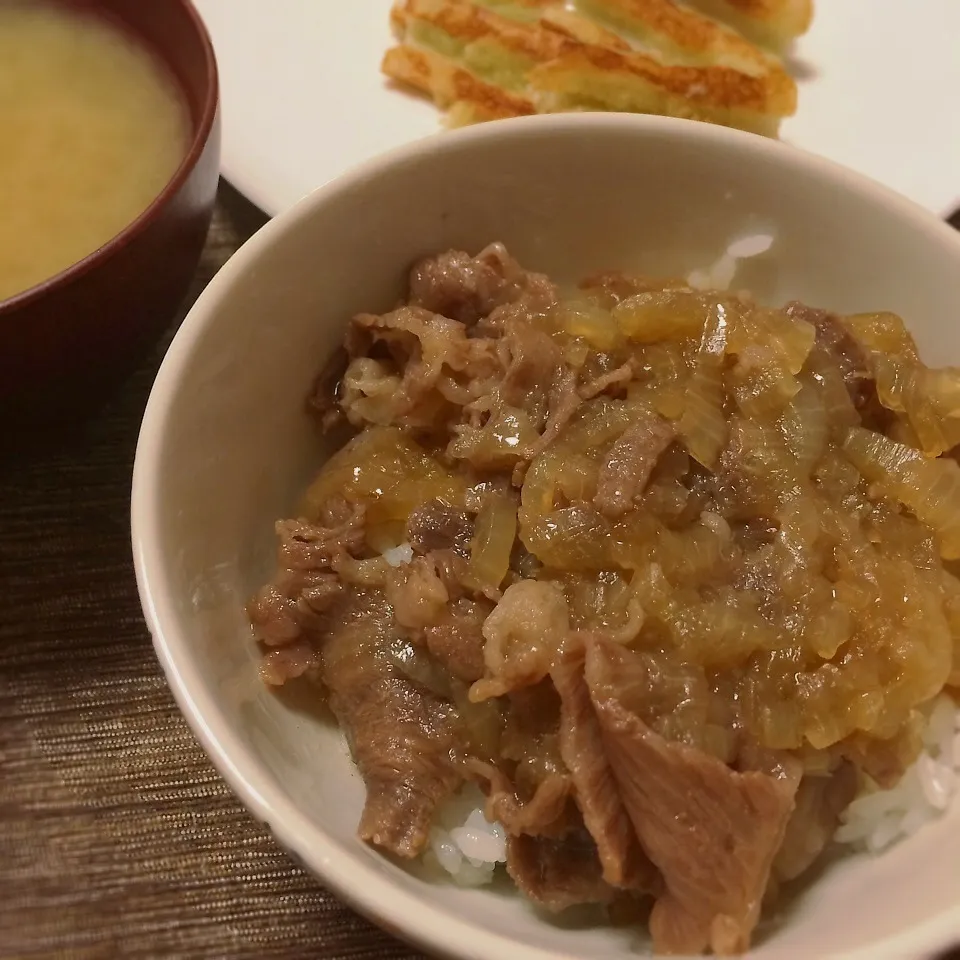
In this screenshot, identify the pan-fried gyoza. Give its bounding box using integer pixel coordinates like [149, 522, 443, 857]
[382, 0, 812, 135]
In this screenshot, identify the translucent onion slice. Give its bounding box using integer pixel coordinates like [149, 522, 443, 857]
[881, 361, 960, 456]
[519, 452, 607, 569]
[730, 305, 815, 376]
[677, 300, 730, 468]
[302, 425, 465, 524]
[844, 311, 919, 359]
[550, 397, 636, 455]
[613, 289, 724, 343]
[806, 352, 859, 435]
[546, 299, 624, 352]
[778, 378, 827, 474]
[733, 346, 801, 421]
[630, 343, 691, 420]
[470, 494, 518, 590]
[844, 312, 960, 456]
[843, 426, 960, 558]
[448, 406, 541, 469]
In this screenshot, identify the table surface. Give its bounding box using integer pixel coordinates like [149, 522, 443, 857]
[0, 183, 421, 960]
[2, 185, 959, 960]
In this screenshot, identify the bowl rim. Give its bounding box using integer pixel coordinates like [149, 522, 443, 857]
[132, 112, 960, 960]
[0, 0, 219, 315]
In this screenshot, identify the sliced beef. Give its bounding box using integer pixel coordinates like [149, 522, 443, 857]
[479, 242, 557, 312]
[529, 367, 582, 460]
[585, 640, 799, 956]
[321, 592, 462, 858]
[471, 580, 571, 701]
[580, 640, 713, 748]
[427, 548, 471, 600]
[452, 317, 581, 469]
[408, 243, 556, 326]
[444, 315, 579, 470]
[498, 679, 571, 821]
[331, 554, 391, 588]
[406, 500, 474, 558]
[276, 506, 365, 569]
[498, 321, 581, 457]
[467, 679, 578, 839]
[409, 249, 506, 325]
[481, 764, 575, 839]
[249, 571, 343, 650]
[499, 319, 564, 425]
[298, 572, 344, 610]
[339, 357, 405, 429]
[384, 555, 449, 630]
[594, 414, 676, 518]
[774, 763, 857, 883]
[839, 728, 919, 790]
[248, 505, 361, 648]
[784, 301, 879, 419]
[260, 639, 319, 686]
[506, 829, 617, 913]
[552, 649, 656, 891]
[342, 305, 500, 430]
[579, 361, 634, 401]
[423, 597, 490, 683]
[499, 679, 565, 784]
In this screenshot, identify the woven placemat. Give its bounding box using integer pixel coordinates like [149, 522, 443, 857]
[0, 182, 421, 960]
[2, 185, 958, 960]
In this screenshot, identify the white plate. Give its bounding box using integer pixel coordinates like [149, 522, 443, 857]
[194, 0, 960, 219]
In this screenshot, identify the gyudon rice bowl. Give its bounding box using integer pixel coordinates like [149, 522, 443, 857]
[249, 244, 960, 956]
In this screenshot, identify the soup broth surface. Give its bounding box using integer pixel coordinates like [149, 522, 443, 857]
[0, 2, 189, 302]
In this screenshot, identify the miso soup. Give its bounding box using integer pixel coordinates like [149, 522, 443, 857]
[0, 2, 190, 302]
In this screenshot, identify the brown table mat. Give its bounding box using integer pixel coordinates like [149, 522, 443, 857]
[2, 184, 959, 960]
[0, 182, 422, 960]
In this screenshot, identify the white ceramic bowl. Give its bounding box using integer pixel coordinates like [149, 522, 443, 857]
[132, 114, 960, 960]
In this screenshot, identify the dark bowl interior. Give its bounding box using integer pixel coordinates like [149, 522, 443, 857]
[0, 0, 220, 440]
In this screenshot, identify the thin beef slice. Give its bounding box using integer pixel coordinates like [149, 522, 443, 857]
[506, 829, 616, 913]
[321, 593, 462, 858]
[552, 648, 657, 892]
[585, 641, 799, 956]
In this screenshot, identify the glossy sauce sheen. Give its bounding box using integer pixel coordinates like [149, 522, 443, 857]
[252, 244, 960, 955]
[0, 2, 189, 302]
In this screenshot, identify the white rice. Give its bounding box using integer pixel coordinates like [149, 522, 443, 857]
[836, 695, 960, 854]
[424, 784, 507, 886]
[383, 542, 414, 567]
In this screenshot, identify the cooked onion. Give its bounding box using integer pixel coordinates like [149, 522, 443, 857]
[253, 246, 960, 954]
[613, 289, 721, 343]
[778, 379, 827, 473]
[546, 299, 623, 352]
[843, 426, 960, 558]
[677, 301, 730, 468]
[845, 312, 960, 455]
[470, 493, 518, 590]
[448, 407, 540, 469]
[303, 426, 465, 524]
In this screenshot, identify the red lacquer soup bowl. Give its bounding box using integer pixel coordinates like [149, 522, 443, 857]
[0, 0, 220, 438]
